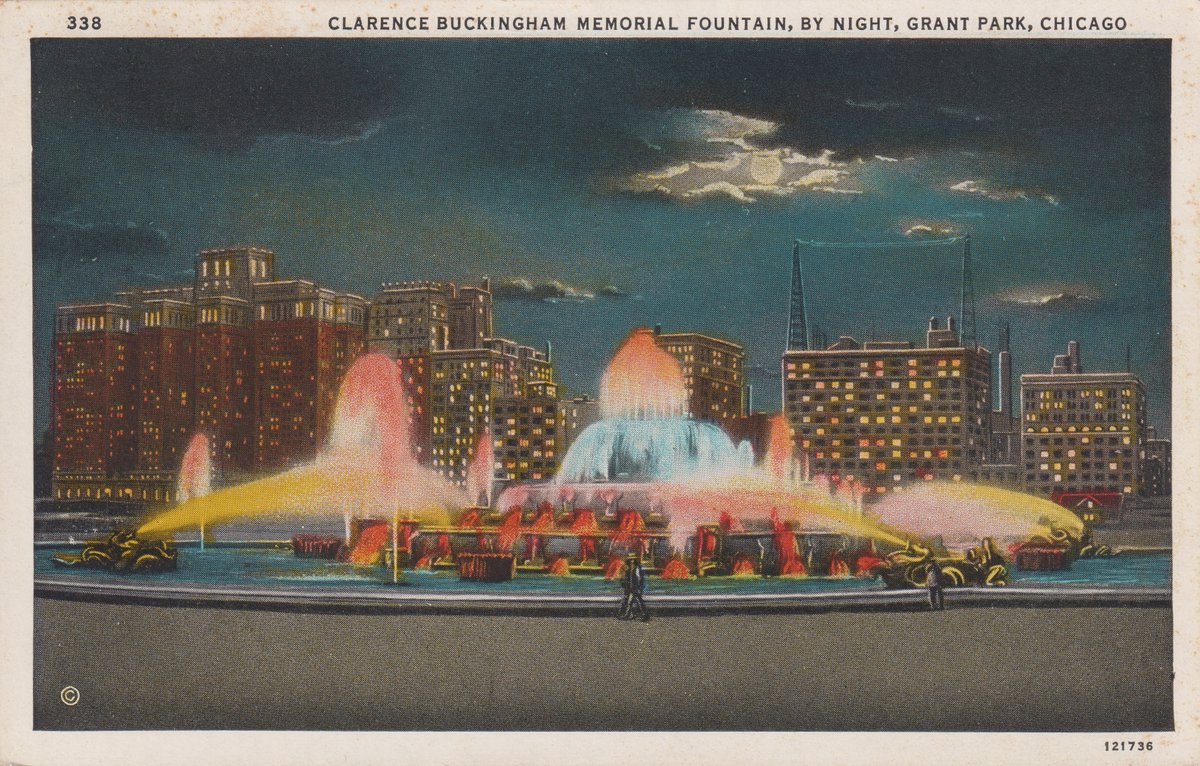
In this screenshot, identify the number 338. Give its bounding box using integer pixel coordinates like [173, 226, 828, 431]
[67, 16, 101, 30]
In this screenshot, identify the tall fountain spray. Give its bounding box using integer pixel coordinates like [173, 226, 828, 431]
[598, 327, 688, 420]
[176, 433, 212, 550]
[466, 429, 495, 508]
[762, 414, 794, 482]
[139, 353, 467, 548]
[556, 328, 752, 483]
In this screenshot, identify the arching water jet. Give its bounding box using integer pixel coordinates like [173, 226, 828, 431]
[139, 353, 468, 551]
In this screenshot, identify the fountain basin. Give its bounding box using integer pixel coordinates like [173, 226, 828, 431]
[35, 542, 1170, 596]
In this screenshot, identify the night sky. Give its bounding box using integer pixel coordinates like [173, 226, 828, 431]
[32, 39, 1171, 437]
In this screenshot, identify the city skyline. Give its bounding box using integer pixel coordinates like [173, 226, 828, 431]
[33, 39, 1171, 437]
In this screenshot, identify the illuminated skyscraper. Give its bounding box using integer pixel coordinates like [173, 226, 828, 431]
[782, 317, 993, 495]
[654, 329, 746, 422]
[51, 245, 366, 500]
[1020, 340, 1147, 498]
[51, 303, 139, 500]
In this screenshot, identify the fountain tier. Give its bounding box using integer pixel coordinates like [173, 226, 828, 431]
[556, 416, 753, 483]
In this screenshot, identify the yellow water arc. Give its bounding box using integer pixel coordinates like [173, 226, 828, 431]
[137, 462, 456, 538]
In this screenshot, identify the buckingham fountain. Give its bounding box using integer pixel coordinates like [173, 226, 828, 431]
[44, 327, 1160, 597]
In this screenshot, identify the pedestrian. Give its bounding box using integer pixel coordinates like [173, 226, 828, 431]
[628, 553, 649, 621]
[926, 559, 944, 611]
[617, 553, 650, 621]
[617, 553, 635, 619]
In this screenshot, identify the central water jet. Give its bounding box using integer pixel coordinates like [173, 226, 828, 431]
[556, 328, 752, 483]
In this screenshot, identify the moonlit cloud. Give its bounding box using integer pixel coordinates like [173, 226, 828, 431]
[845, 98, 904, 111]
[991, 284, 1101, 310]
[950, 179, 1060, 206]
[903, 220, 961, 238]
[625, 109, 883, 202]
[492, 277, 629, 303]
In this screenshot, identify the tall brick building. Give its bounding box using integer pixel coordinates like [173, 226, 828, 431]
[51, 246, 366, 501]
[251, 279, 366, 472]
[133, 297, 196, 474]
[494, 380, 563, 483]
[366, 279, 492, 357]
[427, 340, 554, 483]
[51, 303, 140, 498]
[367, 279, 558, 486]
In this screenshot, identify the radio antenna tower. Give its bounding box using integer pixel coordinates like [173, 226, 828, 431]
[791, 233, 974, 348]
[787, 240, 809, 351]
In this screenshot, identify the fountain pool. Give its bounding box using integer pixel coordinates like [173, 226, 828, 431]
[35, 542, 1170, 595]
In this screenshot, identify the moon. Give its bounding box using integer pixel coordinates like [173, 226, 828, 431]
[748, 152, 784, 185]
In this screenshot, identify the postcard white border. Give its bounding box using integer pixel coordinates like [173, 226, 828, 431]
[0, 1, 1195, 764]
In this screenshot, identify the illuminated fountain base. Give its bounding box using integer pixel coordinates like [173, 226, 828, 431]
[871, 538, 1008, 589]
[51, 529, 178, 574]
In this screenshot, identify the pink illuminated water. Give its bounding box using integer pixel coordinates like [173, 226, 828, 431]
[466, 429, 494, 507]
[870, 482, 1085, 546]
[327, 353, 414, 480]
[141, 353, 466, 538]
[176, 432, 212, 502]
[599, 328, 688, 419]
[763, 414, 793, 481]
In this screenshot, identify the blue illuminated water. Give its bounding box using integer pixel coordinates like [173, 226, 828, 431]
[556, 416, 753, 483]
[35, 545, 1170, 595]
[1011, 555, 1171, 587]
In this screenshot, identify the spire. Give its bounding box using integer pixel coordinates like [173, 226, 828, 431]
[996, 321, 1013, 419]
[787, 240, 809, 351]
[959, 235, 977, 348]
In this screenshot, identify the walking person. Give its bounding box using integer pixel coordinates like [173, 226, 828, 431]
[617, 553, 634, 619]
[926, 559, 944, 611]
[616, 553, 650, 621]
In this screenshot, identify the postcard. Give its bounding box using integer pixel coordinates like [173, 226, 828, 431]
[0, 0, 1196, 763]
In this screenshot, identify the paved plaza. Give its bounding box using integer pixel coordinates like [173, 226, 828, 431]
[34, 598, 1172, 731]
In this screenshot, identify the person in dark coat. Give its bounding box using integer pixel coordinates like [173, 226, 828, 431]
[926, 559, 944, 611]
[617, 553, 650, 620]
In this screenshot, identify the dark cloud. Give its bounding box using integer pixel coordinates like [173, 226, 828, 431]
[32, 39, 1170, 163]
[32, 40, 408, 147]
[34, 216, 170, 264]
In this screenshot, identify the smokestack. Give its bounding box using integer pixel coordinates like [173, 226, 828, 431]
[997, 322, 1012, 420]
[998, 349, 1012, 418]
[545, 340, 552, 365]
[746, 383, 754, 414]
